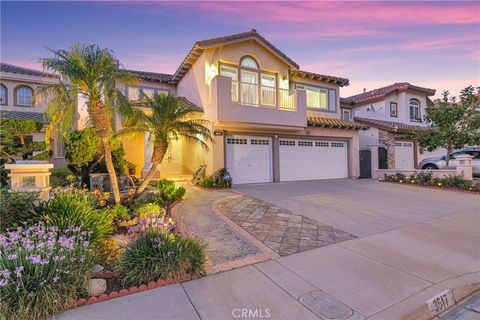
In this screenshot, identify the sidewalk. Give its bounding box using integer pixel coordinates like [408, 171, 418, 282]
[59, 187, 480, 320]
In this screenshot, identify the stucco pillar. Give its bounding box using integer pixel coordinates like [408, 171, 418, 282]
[456, 154, 473, 180]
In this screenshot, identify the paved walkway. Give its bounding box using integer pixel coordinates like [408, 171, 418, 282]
[217, 194, 354, 256]
[60, 181, 480, 320]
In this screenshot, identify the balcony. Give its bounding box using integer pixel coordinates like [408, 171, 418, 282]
[230, 80, 296, 111]
[209, 76, 307, 129]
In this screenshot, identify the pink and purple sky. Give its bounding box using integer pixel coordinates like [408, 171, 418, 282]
[1, 1, 479, 98]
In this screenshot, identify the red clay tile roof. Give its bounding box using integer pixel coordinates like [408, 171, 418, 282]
[0, 63, 59, 79]
[307, 116, 369, 130]
[124, 69, 173, 83]
[354, 117, 429, 133]
[171, 29, 348, 87]
[290, 70, 349, 87]
[341, 83, 436, 105]
[171, 29, 299, 84]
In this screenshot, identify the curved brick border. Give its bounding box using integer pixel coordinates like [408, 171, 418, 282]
[74, 273, 197, 308]
[380, 181, 480, 194]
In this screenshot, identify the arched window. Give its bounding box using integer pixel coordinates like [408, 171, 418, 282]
[409, 99, 420, 121]
[0, 84, 6, 105]
[15, 86, 33, 107]
[240, 56, 259, 70]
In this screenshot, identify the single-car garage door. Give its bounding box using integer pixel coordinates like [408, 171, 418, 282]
[226, 135, 273, 184]
[279, 139, 348, 181]
[395, 141, 414, 169]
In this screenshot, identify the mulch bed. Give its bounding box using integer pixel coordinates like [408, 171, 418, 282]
[380, 180, 480, 194]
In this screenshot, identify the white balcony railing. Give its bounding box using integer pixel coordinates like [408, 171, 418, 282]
[231, 80, 296, 110]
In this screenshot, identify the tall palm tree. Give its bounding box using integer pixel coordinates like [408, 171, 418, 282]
[40, 43, 137, 204]
[120, 94, 212, 194]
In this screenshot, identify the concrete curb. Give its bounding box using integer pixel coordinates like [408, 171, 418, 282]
[397, 275, 480, 320]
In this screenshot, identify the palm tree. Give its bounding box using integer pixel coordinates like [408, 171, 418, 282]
[119, 94, 212, 194]
[40, 43, 137, 204]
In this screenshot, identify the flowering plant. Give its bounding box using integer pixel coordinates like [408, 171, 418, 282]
[0, 223, 93, 320]
[126, 213, 175, 241]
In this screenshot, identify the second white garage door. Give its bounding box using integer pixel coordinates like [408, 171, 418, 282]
[395, 141, 414, 169]
[226, 135, 273, 184]
[279, 139, 348, 181]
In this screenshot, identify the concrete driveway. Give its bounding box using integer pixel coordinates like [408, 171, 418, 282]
[234, 179, 479, 237]
[61, 180, 479, 320]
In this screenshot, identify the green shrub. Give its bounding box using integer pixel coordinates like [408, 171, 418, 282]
[105, 204, 130, 221]
[120, 229, 206, 286]
[0, 189, 40, 232]
[40, 190, 113, 244]
[409, 172, 433, 183]
[0, 223, 93, 320]
[50, 167, 77, 188]
[151, 179, 186, 206]
[196, 168, 232, 188]
[132, 203, 164, 220]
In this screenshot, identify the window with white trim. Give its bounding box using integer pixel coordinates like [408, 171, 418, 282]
[261, 74, 276, 106]
[0, 84, 6, 105]
[315, 141, 329, 147]
[331, 142, 344, 147]
[220, 66, 239, 102]
[341, 108, 351, 120]
[409, 99, 420, 121]
[16, 86, 33, 106]
[240, 57, 258, 70]
[296, 84, 336, 112]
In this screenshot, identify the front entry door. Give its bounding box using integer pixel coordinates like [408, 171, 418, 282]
[158, 138, 182, 174]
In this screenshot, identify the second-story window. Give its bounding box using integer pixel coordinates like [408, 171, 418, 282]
[390, 102, 398, 117]
[261, 74, 276, 106]
[409, 99, 420, 121]
[220, 66, 239, 102]
[0, 84, 7, 105]
[240, 56, 260, 106]
[15, 86, 33, 107]
[341, 108, 351, 120]
[296, 84, 336, 112]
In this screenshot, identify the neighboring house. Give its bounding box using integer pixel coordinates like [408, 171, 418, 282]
[114, 29, 369, 183]
[341, 83, 445, 171]
[0, 63, 67, 167]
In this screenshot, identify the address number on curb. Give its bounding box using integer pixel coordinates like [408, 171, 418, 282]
[426, 289, 455, 315]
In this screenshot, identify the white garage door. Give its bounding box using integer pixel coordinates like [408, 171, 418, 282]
[395, 141, 414, 169]
[279, 139, 348, 181]
[226, 135, 273, 184]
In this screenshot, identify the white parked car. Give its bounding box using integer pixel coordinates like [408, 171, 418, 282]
[418, 147, 480, 177]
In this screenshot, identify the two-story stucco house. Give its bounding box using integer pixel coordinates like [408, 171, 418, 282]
[341, 83, 445, 171]
[0, 63, 67, 167]
[118, 30, 368, 184]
